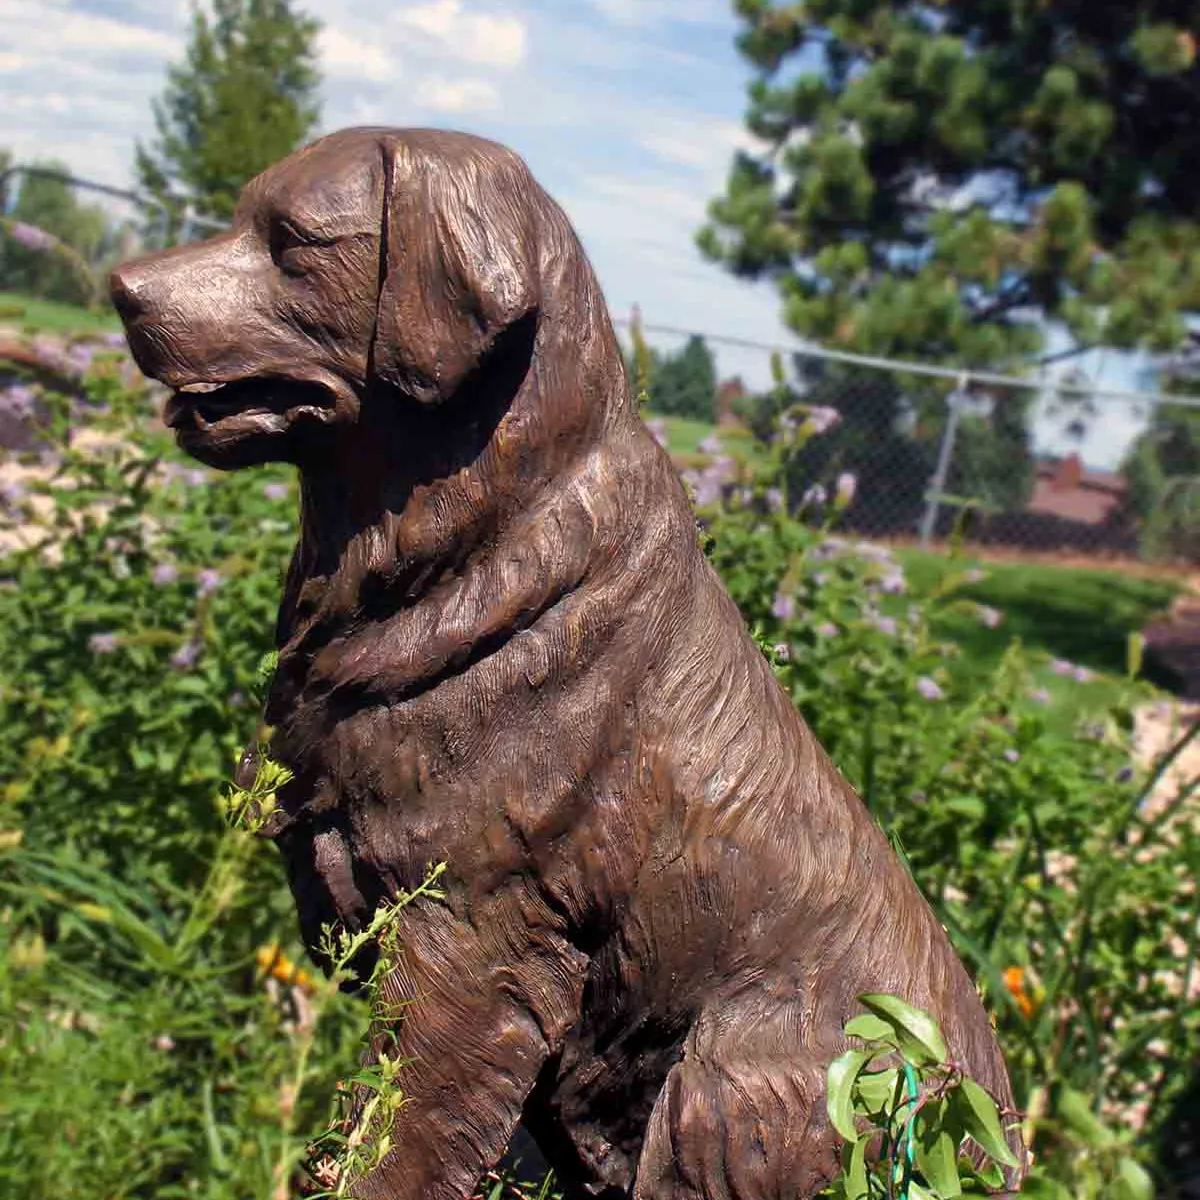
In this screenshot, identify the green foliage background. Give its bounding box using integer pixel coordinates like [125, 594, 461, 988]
[0, 355, 1196, 1198]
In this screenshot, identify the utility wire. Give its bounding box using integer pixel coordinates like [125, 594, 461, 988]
[611, 316, 1200, 411]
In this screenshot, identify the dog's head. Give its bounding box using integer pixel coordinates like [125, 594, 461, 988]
[111, 128, 553, 469]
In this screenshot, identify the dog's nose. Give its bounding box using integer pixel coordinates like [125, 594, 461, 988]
[109, 265, 148, 321]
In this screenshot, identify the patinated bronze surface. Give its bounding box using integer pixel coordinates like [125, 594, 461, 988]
[111, 128, 1024, 1200]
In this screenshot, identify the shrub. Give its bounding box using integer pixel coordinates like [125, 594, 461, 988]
[0, 351, 1196, 1198]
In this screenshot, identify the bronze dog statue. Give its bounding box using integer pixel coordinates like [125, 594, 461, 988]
[111, 128, 1022, 1200]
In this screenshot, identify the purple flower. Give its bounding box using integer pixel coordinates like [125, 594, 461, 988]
[88, 632, 119, 654]
[690, 475, 722, 508]
[262, 482, 289, 502]
[1029, 687, 1052, 705]
[976, 605, 1004, 629]
[170, 640, 201, 670]
[698, 434, 723, 456]
[805, 405, 841, 435]
[916, 676, 945, 702]
[645, 418, 669, 448]
[815, 621, 839, 638]
[772, 643, 790, 661]
[871, 614, 899, 636]
[196, 569, 223, 597]
[765, 487, 784, 513]
[834, 472, 857, 508]
[1050, 658, 1075, 677]
[1, 384, 37, 415]
[67, 344, 95, 374]
[1073, 665, 1095, 684]
[801, 484, 827, 507]
[0, 480, 27, 511]
[32, 336, 69, 372]
[8, 221, 57, 251]
[1003, 748, 1021, 764]
[772, 591, 796, 621]
[152, 562, 179, 586]
[186, 469, 208, 487]
[101, 332, 127, 350]
[879, 570, 907, 595]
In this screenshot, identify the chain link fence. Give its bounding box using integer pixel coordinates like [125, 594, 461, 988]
[0, 167, 1196, 568]
[618, 317, 1200, 567]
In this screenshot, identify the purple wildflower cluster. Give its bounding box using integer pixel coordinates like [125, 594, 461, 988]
[976, 604, 1004, 629]
[7, 221, 57, 252]
[916, 675, 945, 701]
[162, 463, 210, 488]
[680, 454, 737, 510]
[0, 480, 27, 515]
[0, 383, 38, 417]
[88, 632, 119, 654]
[152, 561, 179, 586]
[1050, 658, 1095, 684]
[196, 569, 223, 598]
[644, 418, 669, 449]
[262, 481, 290, 502]
[171, 640, 202, 670]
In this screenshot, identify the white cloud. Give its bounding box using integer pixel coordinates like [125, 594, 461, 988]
[390, 0, 527, 69]
[0, 0, 181, 58]
[419, 77, 500, 115]
[317, 26, 395, 84]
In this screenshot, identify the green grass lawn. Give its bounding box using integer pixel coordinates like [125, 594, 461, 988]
[894, 548, 1183, 731]
[0, 291, 120, 336]
[646, 410, 768, 470]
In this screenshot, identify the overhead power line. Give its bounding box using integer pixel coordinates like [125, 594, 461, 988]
[611, 316, 1200, 411]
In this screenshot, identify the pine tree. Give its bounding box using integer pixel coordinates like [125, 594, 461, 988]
[702, 2, 1200, 367]
[702, 2, 1200, 515]
[135, 0, 322, 243]
[650, 336, 720, 422]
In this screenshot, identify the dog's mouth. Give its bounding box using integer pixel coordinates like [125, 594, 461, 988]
[164, 377, 336, 435]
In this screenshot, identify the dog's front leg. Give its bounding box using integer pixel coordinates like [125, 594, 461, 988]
[349, 897, 588, 1200]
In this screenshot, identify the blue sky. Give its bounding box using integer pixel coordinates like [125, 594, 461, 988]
[0, 0, 1154, 466]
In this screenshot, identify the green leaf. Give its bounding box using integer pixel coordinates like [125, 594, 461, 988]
[1055, 1086, 1114, 1150]
[1113, 1157, 1154, 1200]
[942, 796, 986, 820]
[844, 1133, 870, 1200]
[952, 1078, 1019, 1168]
[971, 1160, 1006, 1190]
[858, 994, 948, 1066]
[914, 1100, 962, 1198]
[855, 1068, 901, 1116]
[827, 1048, 871, 1142]
[844, 1013, 896, 1044]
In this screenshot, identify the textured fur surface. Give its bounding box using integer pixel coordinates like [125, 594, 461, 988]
[112, 127, 1023, 1200]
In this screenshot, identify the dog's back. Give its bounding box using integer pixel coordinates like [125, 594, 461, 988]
[515, 429, 1020, 1196]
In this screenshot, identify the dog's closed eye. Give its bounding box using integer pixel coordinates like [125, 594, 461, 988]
[271, 218, 340, 275]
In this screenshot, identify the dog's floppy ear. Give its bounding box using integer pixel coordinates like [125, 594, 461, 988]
[372, 134, 540, 404]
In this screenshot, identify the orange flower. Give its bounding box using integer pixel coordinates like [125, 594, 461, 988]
[256, 942, 315, 994]
[1003, 966, 1036, 1019]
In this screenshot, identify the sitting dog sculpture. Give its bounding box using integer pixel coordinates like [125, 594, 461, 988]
[111, 127, 1023, 1200]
